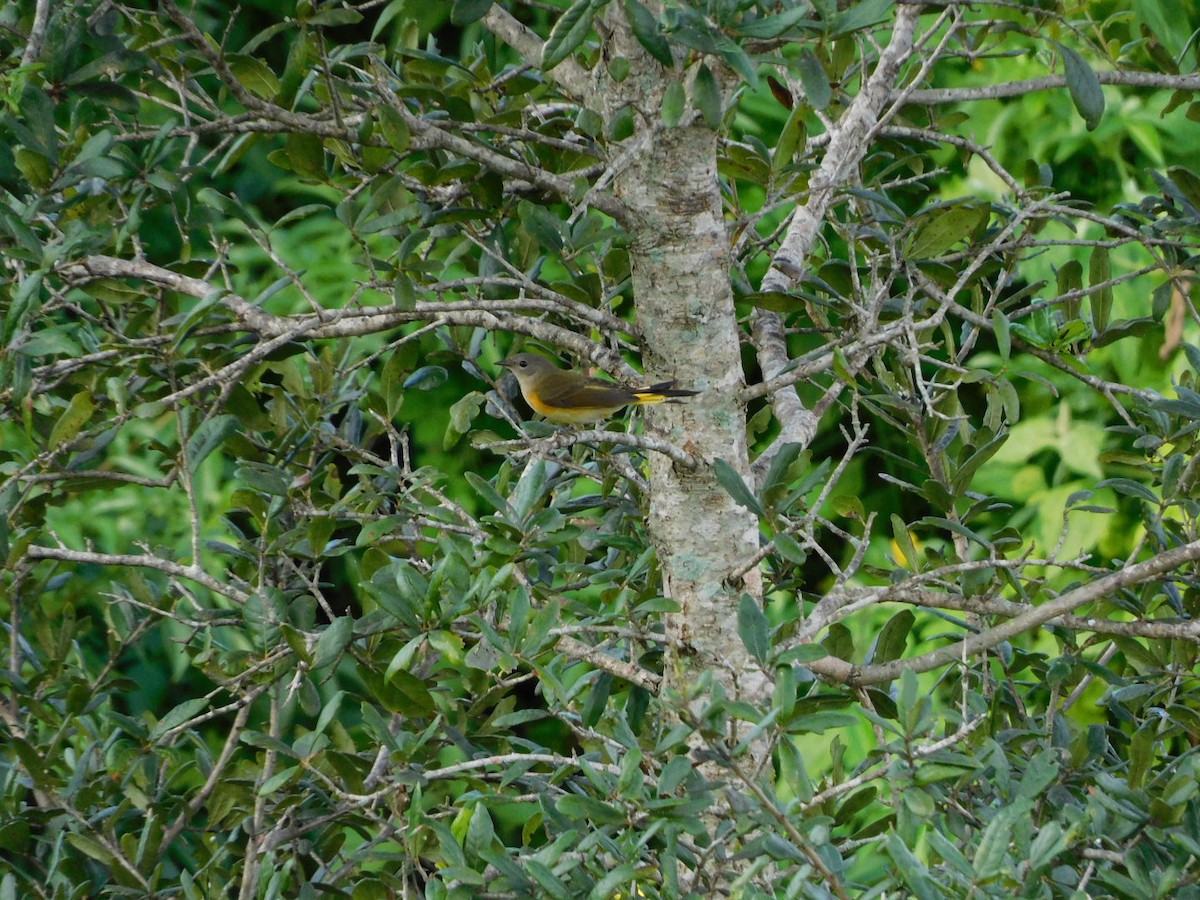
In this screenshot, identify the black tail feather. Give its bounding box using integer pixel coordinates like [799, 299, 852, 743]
[643, 380, 700, 398]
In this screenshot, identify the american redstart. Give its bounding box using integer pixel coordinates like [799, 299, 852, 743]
[498, 353, 699, 424]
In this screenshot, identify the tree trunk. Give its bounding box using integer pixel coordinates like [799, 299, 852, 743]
[598, 17, 771, 730]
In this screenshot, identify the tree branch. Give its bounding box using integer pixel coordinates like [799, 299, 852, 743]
[19, 0, 51, 67]
[761, 4, 922, 293]
[803, 539, 1200, 686]
[556, 635, 662, 692]
[163, 1, 625, 223]
[56, 255, 637, 378]
[373, 66, 629, 225]
[25, 546, 251, 606]
[749, 4, 921, 456]
[811, 584, 1200, 642]
[481, 427, 698, 467]
[902, 71, 1200, 106]
[483, 5, 592, 101]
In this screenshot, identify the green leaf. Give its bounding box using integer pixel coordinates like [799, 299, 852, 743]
[313, 690, 345, 736]
[1028, 821, 1066, 873]
[450, 0, 493, 25]
[951, 430, 1008, 497]
[310, 8, 364, 25]
[773, 103, 807, 173]
[525, 860, 570, 898]
[623, 0, 673, 66]
[465, 472, 515, 520]
[870, 610, 913, 664]
[889, 514, 919, 570]
[1167, 165, 1200, 211]
[917, 516, 993, 549]
[236, 462, 290, 497]
[692, 63, 722, 129]
[739, 294, 796, 314]
[992, 309, 1010, 362]
[1089, 246, 1112, 333]
[589, 864, 638, 900]
[257, 766, 298, 797]
[717, 44, 759, 90]
[1163, 452, 1185, 497]
[226, 54, 281, 100]
[1135, 0, 1188, 61]
[823, 622, 854, 660]
[1016, 748, 1061, 800]
[582, 672, 613, 727]
[796, 49, 831, 109]
[445, 391, 485, 450]
[830, 0, 894, 37]
[388, 669, 436, 715]
[1096, 477, 1159, 504]
[14, 147, 52, 190]
[150, 698, 209, 741]
[465, 803, 496, 857]
[5, 271, 42, 345]
[774, 531, 807, 566]
[312, 616, 355, 671]
[186, 414, 239, 475]
[737, 593, 770, 664]
[761, 442, 804, 501]
[1058, 258, 1084, 320]
[661, 80, 686, 127]
[276, 132, 325, 180]
[543, 0, 596, 70]
[608, 105, 635, 141]
[66, 833, 116, 865]
[713, 457, 765, 516]
[974, 802, 1027, 879]
[1057, 42, 1104, 130]
[737, 5, 819, 39]
[403, 365, 448, 390]
[884, 832, 937, 900]
[906, 204, 988, 259]
[48, 391, 95, 448]
[379, 105, 411, 153]
[556, 794, 625, 826]
[775, 643, 828, 666]
[518, 199, 564, 252]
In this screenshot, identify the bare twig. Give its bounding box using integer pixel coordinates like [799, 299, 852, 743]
[25, 546, 251, 605]
[481, 427, 698, 467]
[19, 0, 51, 67]
[803, 539, 1200, 685]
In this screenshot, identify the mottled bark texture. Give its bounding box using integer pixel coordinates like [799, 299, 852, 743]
[597, 7, 772, 734]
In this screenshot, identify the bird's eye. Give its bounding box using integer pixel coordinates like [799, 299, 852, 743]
[519, 360, 528, 368]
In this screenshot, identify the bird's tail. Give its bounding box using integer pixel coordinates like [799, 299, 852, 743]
[632, 381, 700, 404]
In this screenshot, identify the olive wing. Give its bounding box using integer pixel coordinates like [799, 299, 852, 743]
[537, 372, 637, 409]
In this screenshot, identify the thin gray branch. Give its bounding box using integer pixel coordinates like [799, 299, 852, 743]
[557, 635, 662, 692]
[761, 4, 922, 293]
[804, 539, 1200, 686]
[750, 4, 921, 459]
[19, 0, 51, 67]
[481, 427, 697, 468]
[25, 546, 252, 605]
[483, 5, 592, 101]
[56, 254, 637, 378]
[903, 70, 1200, 105]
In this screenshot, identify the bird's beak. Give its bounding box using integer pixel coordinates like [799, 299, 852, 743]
[497, 358, 515, 370]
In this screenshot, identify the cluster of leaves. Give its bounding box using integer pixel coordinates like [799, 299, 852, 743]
[2, 0, 1200, 898]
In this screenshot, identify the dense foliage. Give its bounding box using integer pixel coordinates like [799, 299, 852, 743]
[2, 0, 1200, 897]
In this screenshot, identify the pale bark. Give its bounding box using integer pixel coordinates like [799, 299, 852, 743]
[619, 124, 770, 704]
[596, 10, 773, 731]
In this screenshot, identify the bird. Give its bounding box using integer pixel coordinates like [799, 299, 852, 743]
[497, 353, 699, 425]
